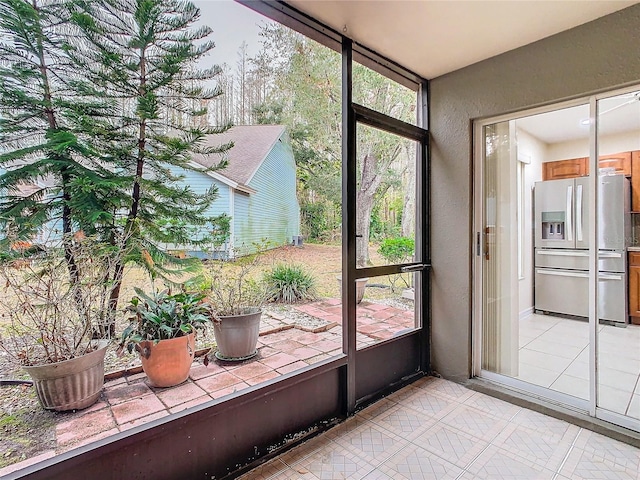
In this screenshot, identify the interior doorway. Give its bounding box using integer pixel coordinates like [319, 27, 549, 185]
[474, 90, 640, 432]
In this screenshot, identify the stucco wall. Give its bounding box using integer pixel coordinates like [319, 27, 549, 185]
[429, 4, 640, 382]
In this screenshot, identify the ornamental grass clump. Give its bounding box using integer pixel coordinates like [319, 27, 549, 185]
[263, 263, 317, 304]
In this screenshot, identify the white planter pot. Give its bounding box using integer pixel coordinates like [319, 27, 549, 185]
[213, 308, 262, 361]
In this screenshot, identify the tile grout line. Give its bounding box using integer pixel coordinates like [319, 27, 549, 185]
[623, 373, 640, 416]
[552, 426, 583, 480]
[374, 391, 510, 479]
[350, 387, 466, 476]
[517, 326, 587, 389]
[454, 400, 526, 479]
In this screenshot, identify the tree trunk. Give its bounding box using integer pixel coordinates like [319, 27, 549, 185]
[401, 145, 416, 238]
[355, 153, 384, 267]
[35, 13, 88, 330]
[101, 261, 124, 338]
[102, 46, 148, 338]
[356, 191, 374, 267]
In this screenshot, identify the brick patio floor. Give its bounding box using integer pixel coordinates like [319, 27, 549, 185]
[0, 299, 414, 477]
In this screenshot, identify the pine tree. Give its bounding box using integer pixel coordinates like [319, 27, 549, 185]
[0, 0, 118, 286]
[70, 0, 232, 336]
[0, 0, 232, 338]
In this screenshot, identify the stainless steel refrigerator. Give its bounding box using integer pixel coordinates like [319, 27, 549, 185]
[534, 174, 630, 324]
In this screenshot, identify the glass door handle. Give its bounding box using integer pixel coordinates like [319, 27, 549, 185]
[401, 264, 428, 273]
[484, 226, 490, 260]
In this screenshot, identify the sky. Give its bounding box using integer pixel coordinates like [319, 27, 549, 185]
[193, 0, 272, 69]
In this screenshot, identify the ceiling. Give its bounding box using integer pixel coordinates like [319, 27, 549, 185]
[516, 92, 640, 144]
[286, 1, 638, 79]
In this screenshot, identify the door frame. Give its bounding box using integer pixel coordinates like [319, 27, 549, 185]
[472, 86, 640, 433]
[342, 38, 431, 413]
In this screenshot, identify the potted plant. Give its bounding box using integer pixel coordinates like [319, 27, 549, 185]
[205, 253, 271, 361]
[0, 236, 115, 411]
[337, 276, 369, 304]
[119, 288, 210, 387]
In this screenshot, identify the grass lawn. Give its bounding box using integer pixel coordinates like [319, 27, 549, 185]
[0, 241, 409, 331]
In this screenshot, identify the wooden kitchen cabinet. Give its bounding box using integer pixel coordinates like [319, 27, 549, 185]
[542, 157, 588, 180]
[629, 252, 640, 323]
[598, 152, 631, 176]
[543, 152, 632, 181]
[632, 151, 640, 212]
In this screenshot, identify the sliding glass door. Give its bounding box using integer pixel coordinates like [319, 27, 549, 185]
[596, 91, 640, 428]
[480, 120, 519, 376]
[474, 90, 640, 433]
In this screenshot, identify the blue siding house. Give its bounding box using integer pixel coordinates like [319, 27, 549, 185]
[176, 125, 300, 258]
[1, 126, 300, 258]
[0, 173, 63, 247]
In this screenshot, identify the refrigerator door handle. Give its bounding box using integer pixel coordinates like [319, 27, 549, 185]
[576, 184, 583, 242]
[536, 250, 588, 257]
[536, 251, 622, 259]
[566, 185, 573, 242]
[599, 273, 623, 281]
[599, 251, 622, 259]
[536, 269, 589, 278]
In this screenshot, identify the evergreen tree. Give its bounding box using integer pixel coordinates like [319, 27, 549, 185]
[0, 0, 232, 337]
[0, 0, 117, 286]
[69, 0, 232, 336]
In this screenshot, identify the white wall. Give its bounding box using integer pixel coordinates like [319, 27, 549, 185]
[546, 137, 588, 161]
[546, 130, 640, 161]
[515, 128, 546, 316]
[600, 131, 640, 156]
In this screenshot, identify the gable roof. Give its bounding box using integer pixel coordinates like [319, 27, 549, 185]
[191, 125, 287, 189]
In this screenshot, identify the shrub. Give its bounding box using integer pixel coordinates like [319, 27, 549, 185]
[263, 264, 317, 304]
[0, 236, 122, 366]
[300, 202, 328, 241]
[200, 242, 272, 317]
[378, 237, 415, 264]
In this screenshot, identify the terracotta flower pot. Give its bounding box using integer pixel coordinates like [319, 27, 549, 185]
[137, 333, 195, 387]
[213, 308, 261, 361]
[24, 340, 109, 412]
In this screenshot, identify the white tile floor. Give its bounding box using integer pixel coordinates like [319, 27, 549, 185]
[517, 314, 640, 420]
[239, 377, 640, 480]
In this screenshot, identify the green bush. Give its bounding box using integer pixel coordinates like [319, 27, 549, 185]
[263, 264, 317, 304]
[300, 202, 328, 241]
[378, 237, 415, 264]
[370, 203, 401, 240]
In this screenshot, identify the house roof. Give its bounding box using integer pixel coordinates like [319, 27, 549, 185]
[192, 125, 286, 189]
[14, 183, 42, 197]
